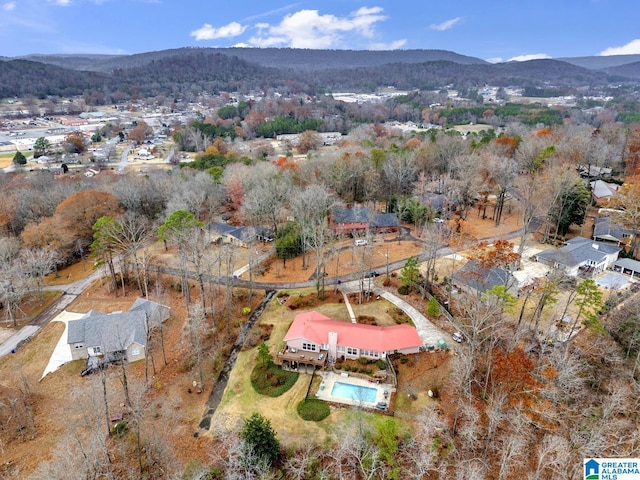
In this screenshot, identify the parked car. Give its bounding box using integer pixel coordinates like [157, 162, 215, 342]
[365, 271, 380, 278]
[375, 402, 388, 410]
[354, 239, 368, 246]
[452, 331, 465, 343]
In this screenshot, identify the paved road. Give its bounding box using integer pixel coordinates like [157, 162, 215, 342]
[0, 325, 39, 357]
[117, 142, 134, 173]
[0, 267, 107, 359]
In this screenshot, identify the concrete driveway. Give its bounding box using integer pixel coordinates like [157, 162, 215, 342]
[339, 280, 449, 347]
[41, 310, 85, 379]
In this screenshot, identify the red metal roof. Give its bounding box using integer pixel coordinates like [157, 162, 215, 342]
[284, 311, 423, 352]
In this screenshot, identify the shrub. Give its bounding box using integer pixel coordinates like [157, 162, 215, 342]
[242, 307, 251, 315]
[358, 357, 368, 365]
[112, 420, 128, 436]
[343, 364, 351, 372]
[251, 362, 299, 397]
[398, 285, 409, 295]
[400, 357, 409, 364]
[426, 297, 441, 317]
[297, 399, 330, 421]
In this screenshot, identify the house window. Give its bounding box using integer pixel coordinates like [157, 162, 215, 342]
[337, 346, 345, 352]
[131, 349, 140, 356]
[346, 347, 358, 356]
[92, 346, 101, 353]
[74, 343, 83, 349]
[302, 343, 316, 352]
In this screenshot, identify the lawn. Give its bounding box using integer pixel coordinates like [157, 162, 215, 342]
[251, 361, 299, 397]
[297, 398, 330, 421]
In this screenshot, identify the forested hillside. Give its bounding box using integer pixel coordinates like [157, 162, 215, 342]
[0, 49, 629, 101]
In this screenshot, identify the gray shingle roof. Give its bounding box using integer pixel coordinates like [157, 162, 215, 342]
[67, 299, 169, 352]
[331, 206, 371, 224]
[206, 222, 255, 242]
[590, 180, 619, 200]
[613, 258, 640, 273]
[593, 217, 633, 242]
[371, 213, 398, 228]
[453, 260, 513, 293]
[536, 237, 620, 268]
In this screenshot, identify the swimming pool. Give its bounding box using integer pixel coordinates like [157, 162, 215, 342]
[330, 382, 377, 403]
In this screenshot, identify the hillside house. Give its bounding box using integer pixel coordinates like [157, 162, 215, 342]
[206, 222, 256, 247]
[66, 298, 170, 364]
[330, 206, 398, 236]
[452, 260, 516, 296]
[590, 180, 620, 204]
[533, 237, 620, 277]
[593, 216, 634, 246]
[278, 311, 424, 371]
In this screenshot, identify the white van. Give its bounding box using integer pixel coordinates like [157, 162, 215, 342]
[354, 239, 368, 246]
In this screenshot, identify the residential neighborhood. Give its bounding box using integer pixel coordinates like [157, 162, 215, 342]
[2, 37, 640, 480]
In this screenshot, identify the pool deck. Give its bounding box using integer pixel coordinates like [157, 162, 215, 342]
[314, 371, 394, 410]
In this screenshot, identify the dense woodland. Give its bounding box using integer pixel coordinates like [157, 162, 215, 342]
[2, 48, 640, 101]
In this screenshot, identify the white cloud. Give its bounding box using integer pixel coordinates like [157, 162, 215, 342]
[369, 39, 407, 50]
[232, 42, 252, 48]
[429, 17, 461, 32]
[507, 53, 551, 62]
[190, 21, 247, 41]
[599, 39, 640, 56]
[248, 7, 389, 49]
[49, 0, 72, 5]
[2, 2, 15, 11]
[485, 57, 503, 64]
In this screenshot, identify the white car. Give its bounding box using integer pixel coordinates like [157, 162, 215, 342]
[452, 331, 464, 343]
[354, 239, 368, 246]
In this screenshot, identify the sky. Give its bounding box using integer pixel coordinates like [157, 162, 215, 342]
[2, 0, 640, 62]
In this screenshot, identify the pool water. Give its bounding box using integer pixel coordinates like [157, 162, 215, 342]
[330, 382, 377, 403]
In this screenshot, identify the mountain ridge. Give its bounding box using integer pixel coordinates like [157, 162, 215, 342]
[0, 48, 636, 101]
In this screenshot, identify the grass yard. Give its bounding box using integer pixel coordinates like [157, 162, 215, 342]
[44, 259, 95, 285]
[211, 346, 337, 445]
[297, 398, 330, 421]
[0, 152, 15, 169]
[0, 290, 62, 331]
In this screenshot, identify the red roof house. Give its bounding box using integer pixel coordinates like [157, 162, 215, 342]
[283, 311, 424, 363]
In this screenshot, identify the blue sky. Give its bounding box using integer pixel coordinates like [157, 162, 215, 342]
[2, 0, 640, 62]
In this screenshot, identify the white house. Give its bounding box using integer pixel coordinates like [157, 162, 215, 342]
[533, 237, 620, 277]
